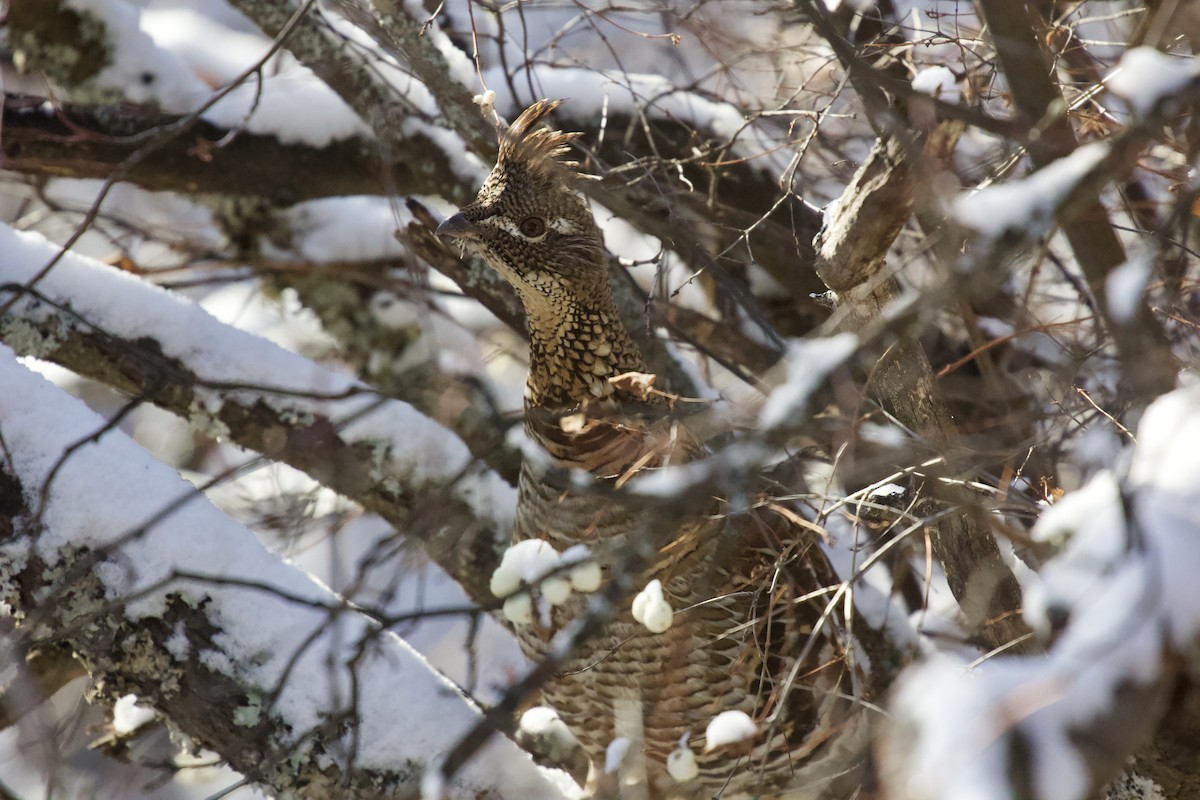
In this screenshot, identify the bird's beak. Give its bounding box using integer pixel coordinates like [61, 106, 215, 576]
[436, 212, 476, 240]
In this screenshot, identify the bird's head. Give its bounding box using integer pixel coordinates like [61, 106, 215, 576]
[437, 100, 607, 308]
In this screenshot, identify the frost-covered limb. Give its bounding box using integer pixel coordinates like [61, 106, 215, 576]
[0, 347, 565, 800]
[881, 382, 1200, 800]
[5, 0, 820, 369]
[285, 267, 523, 480]
[0, 223, 513, 605]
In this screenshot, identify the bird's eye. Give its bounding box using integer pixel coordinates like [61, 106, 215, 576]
[519, 216, 547, 239]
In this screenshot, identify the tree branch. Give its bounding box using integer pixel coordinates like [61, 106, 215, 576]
[0, 227, 512, 605]
[976, 0, 1179, 402]
[0, 349, 564, 800]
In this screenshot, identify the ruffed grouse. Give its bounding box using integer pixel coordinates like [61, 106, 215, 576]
[438, 100, 873, 799]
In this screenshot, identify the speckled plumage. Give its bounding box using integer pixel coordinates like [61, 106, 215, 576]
[438, 100, 872, 799]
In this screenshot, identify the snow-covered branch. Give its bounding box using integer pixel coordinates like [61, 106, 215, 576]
[0, 95, 461, 202]
[881, 382, 1200, 800]
[0, 223, 513, 604]
[0, 344, 567, 800]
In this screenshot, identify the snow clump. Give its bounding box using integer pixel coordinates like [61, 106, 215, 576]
[490, 541, 600, 624]
[704, 710, 758, 751]
[632, 579, 674, 633]
[667, 733, 699, 782]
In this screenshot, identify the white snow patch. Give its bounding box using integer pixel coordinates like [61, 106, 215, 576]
[703, 710, 757, 750]
[64, 0, 209, 111]
[954, 144, 1108, 239]
[631, 579, 674, 633]
[886, 381, 1200, 800]
[491, 540, 568, 600]
[1128, 383, 1200, 497]
[143, 8, 275, 86]
[286, 197, 408, 263]
[1105, 257, 1151, 323]
[868, 482, 905, 499]
[503, 593, 534, 625]
[204, 69, 372, 146]
[112, 694, 156, 734]
[1106, 47, 1200, 116]
[491, 541, 599, 623]
[604, 737, 631, 774]
[666, 742, 699, 782]
[519, 707, 581, 763]
[760, 334, 859, 429]
[912, 66, 960, 103]
[0, 224, 515, 532]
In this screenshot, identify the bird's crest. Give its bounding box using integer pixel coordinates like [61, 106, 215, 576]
[499, 99, 584, 178]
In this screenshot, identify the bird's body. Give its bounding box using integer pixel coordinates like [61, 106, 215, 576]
[438, 100, 873, 798]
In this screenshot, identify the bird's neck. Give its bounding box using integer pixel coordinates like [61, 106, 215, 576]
[522, 285, 648, 410]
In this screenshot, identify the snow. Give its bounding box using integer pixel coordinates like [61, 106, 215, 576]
[666, 742, 698, 782]
[567, 559, 602, 593]
[401, 0, 478, 89]
[491, 541, 600, 623]
[0, 223, 515, 531]
[911, 66, 960, 104]
[286, 197, 409, 263]
[759, 334, 859, 429]
[143, 7, 276, 86]
[604, 737, 631, 774]
[491, 540, 568, 599]
[885, 381, 1200, 800]
[503, 593, 535, 625]
[1105, 256, 1151, 323]
[954, 144, 1109, 239]
[64, 0, 209, 111]
[1127, 381, 1200, 497]
[1106, 47, 1200, 117]
[111, 694, 156, 734]
[204, 68, 373, 147]
[403, 117, 492, 185]
[703, 710, 757, 750]
[519, 707, 581, 764]
[67, 0, 374, 146]
[631, 579, 674, 634]
[0, 346, 563, 799]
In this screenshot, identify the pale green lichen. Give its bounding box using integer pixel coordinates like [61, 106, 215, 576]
[115, 627, 184, 699]
[2, 317, 71, 359]
[279, 407, 315, 428]
[8, 3, 122, 103]
[187, 397, 231, 441]
[364, 438, 402, 495]
[233, 694, 263, 727]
